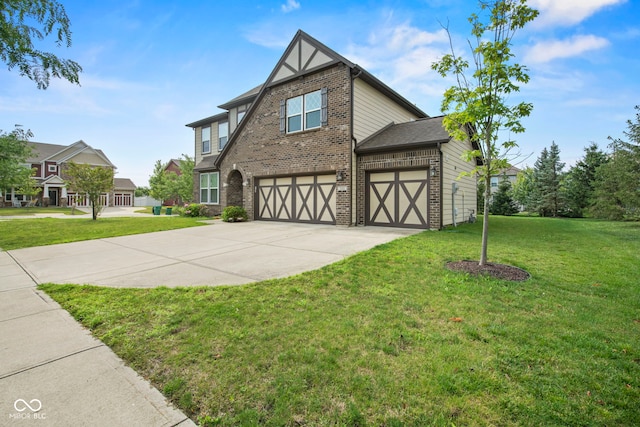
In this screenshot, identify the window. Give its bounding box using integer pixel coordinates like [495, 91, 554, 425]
[200, 172, 219, 204]
[48, 165, 57, 173]
[237, 105, 247, 124]
[202, 126, 211, 154]
[283, 89, 326, 134]
[491, 177, 499, 188]
[218, 122, 228, 151]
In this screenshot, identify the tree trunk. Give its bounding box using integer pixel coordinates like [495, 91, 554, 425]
[480, 171, 491, 266]
[92, 203, 97, 220]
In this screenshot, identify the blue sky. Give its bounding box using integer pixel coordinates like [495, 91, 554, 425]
[1, 0, 638, 187]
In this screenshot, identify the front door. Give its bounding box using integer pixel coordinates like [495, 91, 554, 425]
[48, 189, 58, 206]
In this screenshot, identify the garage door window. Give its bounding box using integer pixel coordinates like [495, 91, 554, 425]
[200, 172, 219, 204]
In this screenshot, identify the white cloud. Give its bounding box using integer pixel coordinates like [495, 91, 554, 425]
[343, 22, 453, 113]
[529, 0, 626, 27]
[525, 35, 609, 63]
[281, 0, 300, 13]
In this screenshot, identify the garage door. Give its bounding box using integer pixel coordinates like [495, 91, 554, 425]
[256, 174, 336, 224]
[366, 169, 429, 228]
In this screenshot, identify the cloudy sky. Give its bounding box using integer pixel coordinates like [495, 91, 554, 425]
[1, 0, 638, 186]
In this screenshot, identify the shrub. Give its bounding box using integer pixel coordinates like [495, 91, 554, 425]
[176, 203, 205, 217]
[222, 206, 248, 222]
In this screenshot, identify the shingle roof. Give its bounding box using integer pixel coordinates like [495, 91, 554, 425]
[194, 155, 218, 171]
[114, 178, 137, 190]
[355, 116, 451, 154]
[27, 142, 67, 162]
[185, 112, 228, 129]
[218, 84, 263, 110]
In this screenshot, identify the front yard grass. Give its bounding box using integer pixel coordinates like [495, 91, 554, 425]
[0, 217, 208, 250]
[0, 207, 87, 216]
[41, 217, 640, 426]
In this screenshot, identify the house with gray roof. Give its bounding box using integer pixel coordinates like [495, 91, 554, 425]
[4, 140, 136, 208]
[186, 30, 478, 229]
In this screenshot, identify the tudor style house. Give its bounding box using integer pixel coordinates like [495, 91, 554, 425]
[3, 140, 136, 208]
[186, 30, 478, 229]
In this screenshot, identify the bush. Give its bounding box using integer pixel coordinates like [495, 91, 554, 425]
[176, 203, 205, 217]
[222, 206, 248, 222]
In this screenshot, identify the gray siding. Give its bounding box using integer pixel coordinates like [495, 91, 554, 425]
[441, 139, 477, 226]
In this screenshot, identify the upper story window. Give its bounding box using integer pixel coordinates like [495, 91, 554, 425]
[201, 126, 211, 154]
[281, 88, 327, 134]
[218, 122, 228, 151]
[48, 164, 57, 173]
[237, 105, 247, 124]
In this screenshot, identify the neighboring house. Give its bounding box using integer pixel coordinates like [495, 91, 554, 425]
[490, 166, 521, 194]
[163, 158, 182, 206]
[186, 30, 479, 229]
[3, 140, 136, 208]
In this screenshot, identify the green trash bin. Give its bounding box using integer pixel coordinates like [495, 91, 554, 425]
[153, 206, 161, 215]
[165, 207, 172, 216]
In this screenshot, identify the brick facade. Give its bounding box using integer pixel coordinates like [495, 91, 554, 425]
[356, 148, 441, 230]
[218, 63, 353, 226]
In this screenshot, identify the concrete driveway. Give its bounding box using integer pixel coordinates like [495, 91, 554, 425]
[9, 221, 421, 287]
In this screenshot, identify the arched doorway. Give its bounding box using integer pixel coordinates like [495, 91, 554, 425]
[226, 170, 244, 207]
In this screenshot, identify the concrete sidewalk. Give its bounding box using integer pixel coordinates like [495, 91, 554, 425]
[0, 251, 195, 426]
[1, 220, 419, 425]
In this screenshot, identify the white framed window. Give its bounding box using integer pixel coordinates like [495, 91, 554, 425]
[237, 105, 247, 124]
[202, 126, 211, 154]
[304, 91, 321, 130]
[200, 172, 219, 204]
[48, 164, 57, 173]
[218, 122, 228, 151]
[284, 89, 324, 133]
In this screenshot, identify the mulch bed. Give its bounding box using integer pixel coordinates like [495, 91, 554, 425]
[446, 260, 530, 282]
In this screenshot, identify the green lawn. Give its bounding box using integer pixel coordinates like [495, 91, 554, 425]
[0, 206, 87, 216]
[0, 217, 208, 250]
[41, 217, 640, 426]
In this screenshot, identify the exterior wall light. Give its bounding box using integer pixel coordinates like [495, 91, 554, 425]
[430, 165, 438, 177]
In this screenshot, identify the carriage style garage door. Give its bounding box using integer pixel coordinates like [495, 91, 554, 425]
[256, 174, 336, 224]
[366, 169, 430, 228]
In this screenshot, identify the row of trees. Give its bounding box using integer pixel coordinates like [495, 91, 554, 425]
[147, 156, 194, 205]
[487, 106, 640, 220]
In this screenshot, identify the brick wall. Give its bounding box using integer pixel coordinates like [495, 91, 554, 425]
[356, 148, 442, 230]
[218, 63, 353, 225]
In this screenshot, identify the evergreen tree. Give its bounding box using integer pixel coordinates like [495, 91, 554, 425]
[563, 143, 608, 217]
[531, 142, 565, 217]
[591, 106, 640, 220]
[490, 175, 519, 215]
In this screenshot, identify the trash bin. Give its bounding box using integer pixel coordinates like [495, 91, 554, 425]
[165, 207, 172, 216]
[153, 206, 161, 215]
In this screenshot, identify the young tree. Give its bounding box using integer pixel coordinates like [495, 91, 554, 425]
[0, 127, 34, 197]
[511, 166, 534, 211]
[1, 0, 82, 89]
[531, 142, 565, 217]
[165, 155, 194, 204]
[490, 175, 519, 215]
[591, 106, 640, 220]
[563, 143, 608, 217]
[64, 162, 114, 220]
[432, 0, 538, 265]
[148, 160, 171, 205]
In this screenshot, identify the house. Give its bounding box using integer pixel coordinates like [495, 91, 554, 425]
[163, 158, 183, 206]
[3, 140, 136, 208]
[490, 166, 521, 194]
[185, 30, 478, 229]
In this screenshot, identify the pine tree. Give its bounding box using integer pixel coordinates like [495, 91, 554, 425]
[531, 142, 565, 217]
[490, 175, 519, 215]
[563, 143, 608, 217]
[591, 106, 640, 220]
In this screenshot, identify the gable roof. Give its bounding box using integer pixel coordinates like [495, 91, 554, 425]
[218, 84, 263, 110]
[185, 112, 228, 129]
[27, 141, 115, 167]
[355, 116, 451, 154]
[114, 178, 137, 190]
[213, 29, 427, 167]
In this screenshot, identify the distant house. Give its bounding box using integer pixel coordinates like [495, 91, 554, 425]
[3, 140, 136, 207]
[490, 166, 521, 194]
[185, 30, 480, 229]
[163, 158, 183, 206]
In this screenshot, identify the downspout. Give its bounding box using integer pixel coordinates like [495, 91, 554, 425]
[350, 67, 362, 226]
[438, 142, 443, 230]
